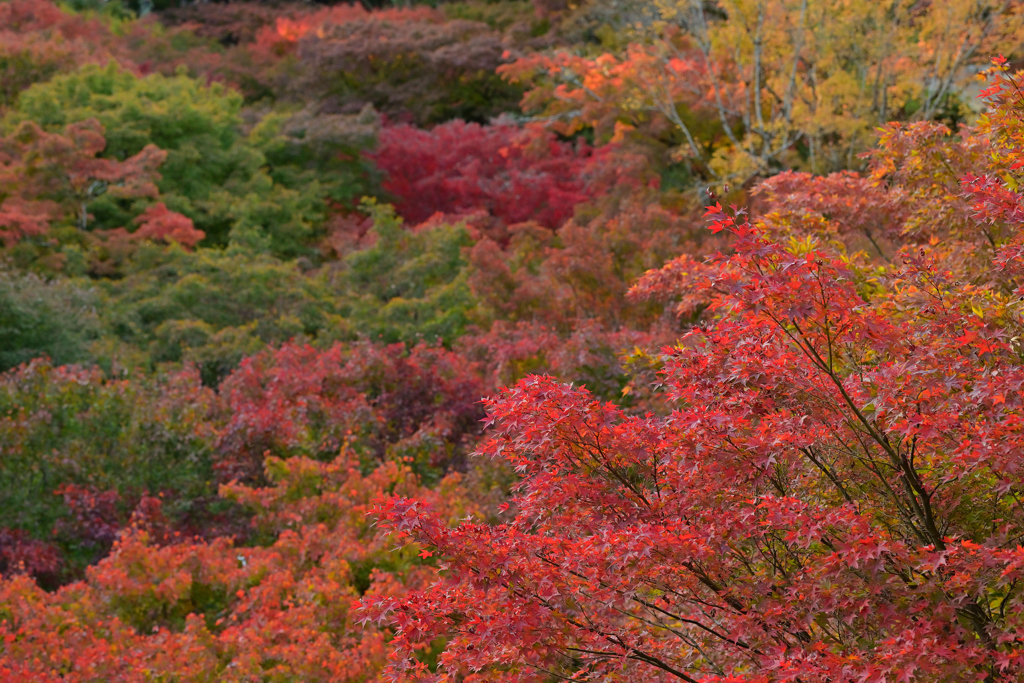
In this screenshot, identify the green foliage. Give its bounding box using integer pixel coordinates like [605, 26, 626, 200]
[27, 199, 484, 383]
[3, 4, 1024, 680]
[59, 0, 134, 20]
[7, 61, 241, 172]
[4, 64, 372, 258]
[5, 63, 240, 238]
[101, 242, 349, 385]
[110, 575, 231, 635]
[342, 200, 479, 346]
[0, 50, 67, 111]
[0, 200, 481, 385]
[0, 267, 102, 372]
[251, 106, 377, 209]
[0, 359, 221, 573]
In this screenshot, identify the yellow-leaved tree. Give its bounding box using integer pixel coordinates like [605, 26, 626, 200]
[502, 0, 1023, 186]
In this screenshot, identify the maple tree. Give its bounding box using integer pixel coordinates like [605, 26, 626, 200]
[362, 62, 1024, 682]
[370, 120, 604, 229]
[0, 358, 224, 582]
[0, 118, 164, 241]
[465, 196, 716, 327]
[278, 6, 523, 125]
[0, 448, 480, 681]
[215, 340, 486, 485]
[0, 0, 132, 109]
[0, 333, 494, 584]
[3, 62, 358, 257]
[154, 2, 527, 124]
[131, 202, 204, 249]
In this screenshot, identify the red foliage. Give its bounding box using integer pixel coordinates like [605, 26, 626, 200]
[456, 319, 668, 408]
[255, 4, 441, 54]
[0, 528, 61, 581]
[58, 120, 165, 204]
[0, 1, 130, 108]
[627, 252, 720, 318]
[0, 198, 52, 247]
[133, 202, 205, 249]
[497, 44, 725, 148]
[54, 485, 173, 556]
[55, 484, 122, 553]
[465, 198, 714, 331]
[157, 1, 291, 45]
[367, 206, 1024, 681]
[0, 118, 165, 241]
[360, 68, 1024, 682]
[185, 2, 472, 111]
[215, 341, 486, 483]
[754, 169, 903, 258]
[241, 3, 442, 87]
[370, 120, 606, 228]
[0, 0, 64, 31]
[0, 452, 479, 681]
[10, 15, 1024, 683]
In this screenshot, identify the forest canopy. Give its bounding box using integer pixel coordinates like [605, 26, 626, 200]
[2, 0, 1024, 681]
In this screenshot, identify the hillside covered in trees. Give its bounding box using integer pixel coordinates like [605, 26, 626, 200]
[3, 0, 1024, 680]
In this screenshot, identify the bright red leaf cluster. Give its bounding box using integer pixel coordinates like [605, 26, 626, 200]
[360, 61, 1024, 682]
[370, 120, 607, 229]
[132, 203, 205, 250]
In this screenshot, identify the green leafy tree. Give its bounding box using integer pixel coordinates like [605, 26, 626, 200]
[341, 200, 479, 346]
[101, 242, 349, 385]
[89, 201, 481, 382]
[4, 63, 369, 257]
[4, 64, 242, 230]
[0, 359, 223, 579]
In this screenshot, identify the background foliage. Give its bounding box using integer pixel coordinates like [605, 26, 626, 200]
[2, 0, 1024, 680]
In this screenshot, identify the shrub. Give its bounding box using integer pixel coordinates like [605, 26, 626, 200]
[217, 340, 486, 485]
[0, 268, 102, 372]
[339, 201, 479, 346]
[101, 243, 346, 384]
[370, 120, 603, 228]
[292, 13, 522, 125]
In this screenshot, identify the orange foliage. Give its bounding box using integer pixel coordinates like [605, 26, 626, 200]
[252, 4, 443, 59]
[499, 44, 721, 146]
[0, 118, 165, 240]
[0, 451, 478, 681]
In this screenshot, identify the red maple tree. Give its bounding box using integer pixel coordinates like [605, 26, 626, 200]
[362, 61, 1024, 683]
[370, 120, 607, 229]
